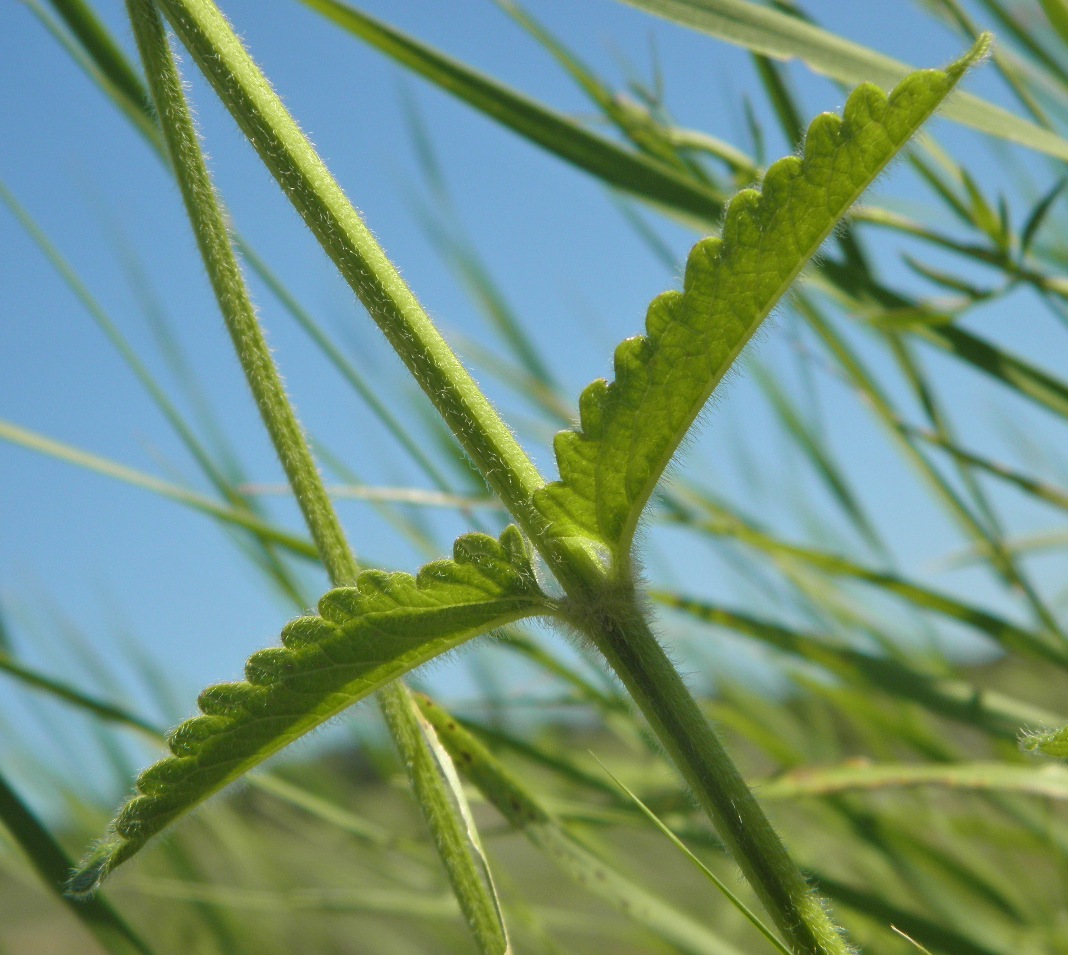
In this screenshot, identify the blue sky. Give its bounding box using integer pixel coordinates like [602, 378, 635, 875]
[2, 0, 1066, 812]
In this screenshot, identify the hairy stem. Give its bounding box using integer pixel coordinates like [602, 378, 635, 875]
[127, 4, 509, 951]
[584, 600, 852, 955]
[152, 0, 546, 534]
[126, 0, 355, 581]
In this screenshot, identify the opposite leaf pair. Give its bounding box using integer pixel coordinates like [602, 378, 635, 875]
[71, 12, 989, 953]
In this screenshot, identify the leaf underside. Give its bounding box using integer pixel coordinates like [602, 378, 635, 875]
[69, 526, 551, 894]
[535, 36, 989, 564]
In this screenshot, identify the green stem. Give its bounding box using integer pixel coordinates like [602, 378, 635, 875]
[130, 3, 850, 951]
[152, 0, 546, 534]
[585, 601, 852, 955]
[127, 4, 509, 951]
[126, 0, 355, 581]
[378, 687, 509, 950]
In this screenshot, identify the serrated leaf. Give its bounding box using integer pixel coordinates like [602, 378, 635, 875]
[535, 40, 988, 563]
[69, 526, 553, 894]
[1021, 723, 1068, 759]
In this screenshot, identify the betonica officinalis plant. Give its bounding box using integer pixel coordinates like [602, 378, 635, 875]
[5, 2, 1068, 954]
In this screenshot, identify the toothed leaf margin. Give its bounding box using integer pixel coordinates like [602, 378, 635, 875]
[69, 526, 552, 894]
[535, 38, 989, 565]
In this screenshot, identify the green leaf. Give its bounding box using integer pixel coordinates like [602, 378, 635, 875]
[688, 505, 1068, 666]
[414, 695, 746, 955]
[618, 0, 1068, 162]
[652, 592, 1065, 738]
[535, 40, 988, 566]
[0, 769, 154, 955]
[69, 527, 553, 894]
[591, 754, 791, 955]
[1021, 723, 1068, 759]
[300, 0, 725, 225]
[0, 417, 319, 562]
[759, 760, 1068, 801]
[44, 0, 151, 120]
[811, 871, 1006, 955]
[912, 322, 1068, 422]
[1039, 0, 1068, 49]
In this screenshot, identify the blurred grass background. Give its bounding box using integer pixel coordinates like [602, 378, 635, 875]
[3, 0, 1068, 952]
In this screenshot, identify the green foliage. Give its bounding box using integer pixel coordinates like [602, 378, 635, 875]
[535, 41, 986, 568]
[7, 1, 1068, 953]
[1022, 723, 1068, 759]
[69, 528, 551, 895]
[64, 38, 984, 945]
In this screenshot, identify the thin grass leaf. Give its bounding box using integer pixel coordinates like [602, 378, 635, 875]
[499, 0, 711, 182]
[687, 505, 1068, 666]
[0, 769, 154, 955]
[879, 335, 1060, 635]
[810, 872, 1007, 955]
[1040, 0, 1068, 49]
[241, 482, 502, 510]
[759, 760, 1068, 801]
[236, 239, 458, 496]
[300, 0, 726, 225]
[129, 877, 463, 918]
[974, 0, 1068, 91]
[652, 592, 1065, 737]
[415, 695, 747, 955]
[0, 183, 235, 500]
[904, 422, 1068, 514]
[0, 651, 161, 739]
[751, 363, 884, 552]
[1019, 177, 1067, 257]
[110, 224, 245, 482]
[413, 209, 557, 392]
[752, 53, 804, 148]
[892, 926, 936, 955]
[591, 754, 791, 955]
[0, 183, 315, 602]
[534, 40, 988, 571]
[45, 0, 150, 117]
[912, 321, 1068, 421]
[617, 0, 1068, 162]
[0, 418, 320, 561]
[29, 0, 160, 150]
[927, 0, 1051, 127]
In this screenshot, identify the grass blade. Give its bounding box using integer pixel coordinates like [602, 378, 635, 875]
[617, 0, 1068, 162]
[759, 760, 1068, 801]
[0, 769, 154, 955]
[415, 694, 747, 955]
[591, 754, 791, 955]
[0, 418, 319, 561]
[300, 0, 725, 224]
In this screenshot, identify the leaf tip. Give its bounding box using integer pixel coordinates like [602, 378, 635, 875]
[65, 844, 117, 900]
[956, 32, 993, 76]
